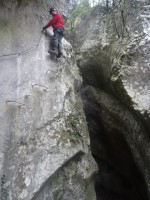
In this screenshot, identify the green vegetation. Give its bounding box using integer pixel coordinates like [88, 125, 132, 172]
[66, 0, 146, 34]
[65, 0, 90, 30]
[66, 114, 82, 135]
[59, 113, 83, 145]
[71, 0, 90, 19]
[59, 129, 79, 144]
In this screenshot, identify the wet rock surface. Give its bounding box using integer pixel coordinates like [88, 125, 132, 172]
[0, 1, 97, 200]
[73, 5, 150, 200]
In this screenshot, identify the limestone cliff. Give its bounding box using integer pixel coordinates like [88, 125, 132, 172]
[0, 1, 97, 200]
[73, 4, 150, 200]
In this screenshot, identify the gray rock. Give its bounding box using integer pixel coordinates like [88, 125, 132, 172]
[0, 1, 97, 200]
[73, 4, 150, 200]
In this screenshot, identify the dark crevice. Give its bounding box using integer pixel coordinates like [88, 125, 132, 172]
[72, 3, 150, 199]
[80, 84, 149, 200]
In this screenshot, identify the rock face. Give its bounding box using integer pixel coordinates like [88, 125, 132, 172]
[0, 1, 97, 200]
[73, 5, 150, 200]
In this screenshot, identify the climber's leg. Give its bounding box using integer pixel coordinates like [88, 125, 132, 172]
[49, 30, 59, 55]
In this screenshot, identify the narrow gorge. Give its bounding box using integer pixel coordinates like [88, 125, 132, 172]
[0, 1, 150, 200]
[73, 3, 150, 200]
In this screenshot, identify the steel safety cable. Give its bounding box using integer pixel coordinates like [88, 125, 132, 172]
[0, 32, 43, 58]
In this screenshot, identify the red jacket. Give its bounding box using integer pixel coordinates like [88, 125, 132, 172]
[44, 13, 64, 31]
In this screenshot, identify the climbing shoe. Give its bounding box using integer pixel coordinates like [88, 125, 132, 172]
[57, 52, 62, 58]
[48, 49, 58, 55]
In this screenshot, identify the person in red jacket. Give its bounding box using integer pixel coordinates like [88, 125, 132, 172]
[43, 8, 64, 58]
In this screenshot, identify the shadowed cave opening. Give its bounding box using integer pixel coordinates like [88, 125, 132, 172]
[81, 85, 149, 200]
[75, 37, 149, 199]
[71, 3, 150, 199]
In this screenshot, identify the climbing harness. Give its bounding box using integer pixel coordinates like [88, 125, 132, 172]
[0, 32, 43, 58]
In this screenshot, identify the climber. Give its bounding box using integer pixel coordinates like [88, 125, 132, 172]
[43, 8, 64, 58]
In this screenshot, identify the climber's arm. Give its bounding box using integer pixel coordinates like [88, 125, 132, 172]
[43, 15, 58, 29]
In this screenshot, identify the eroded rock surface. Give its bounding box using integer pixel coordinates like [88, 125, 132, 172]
[0, 1, 97, 200]
[73, 5, 150, 200]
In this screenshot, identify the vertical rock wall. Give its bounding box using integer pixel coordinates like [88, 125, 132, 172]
[73, 5, 150, 200]
[0, 1, 97, 199]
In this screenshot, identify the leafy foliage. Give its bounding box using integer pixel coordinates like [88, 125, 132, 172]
[71, 0, 90, 19]
[65, 0, 90, 30]
[58, 113, 83, 145]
